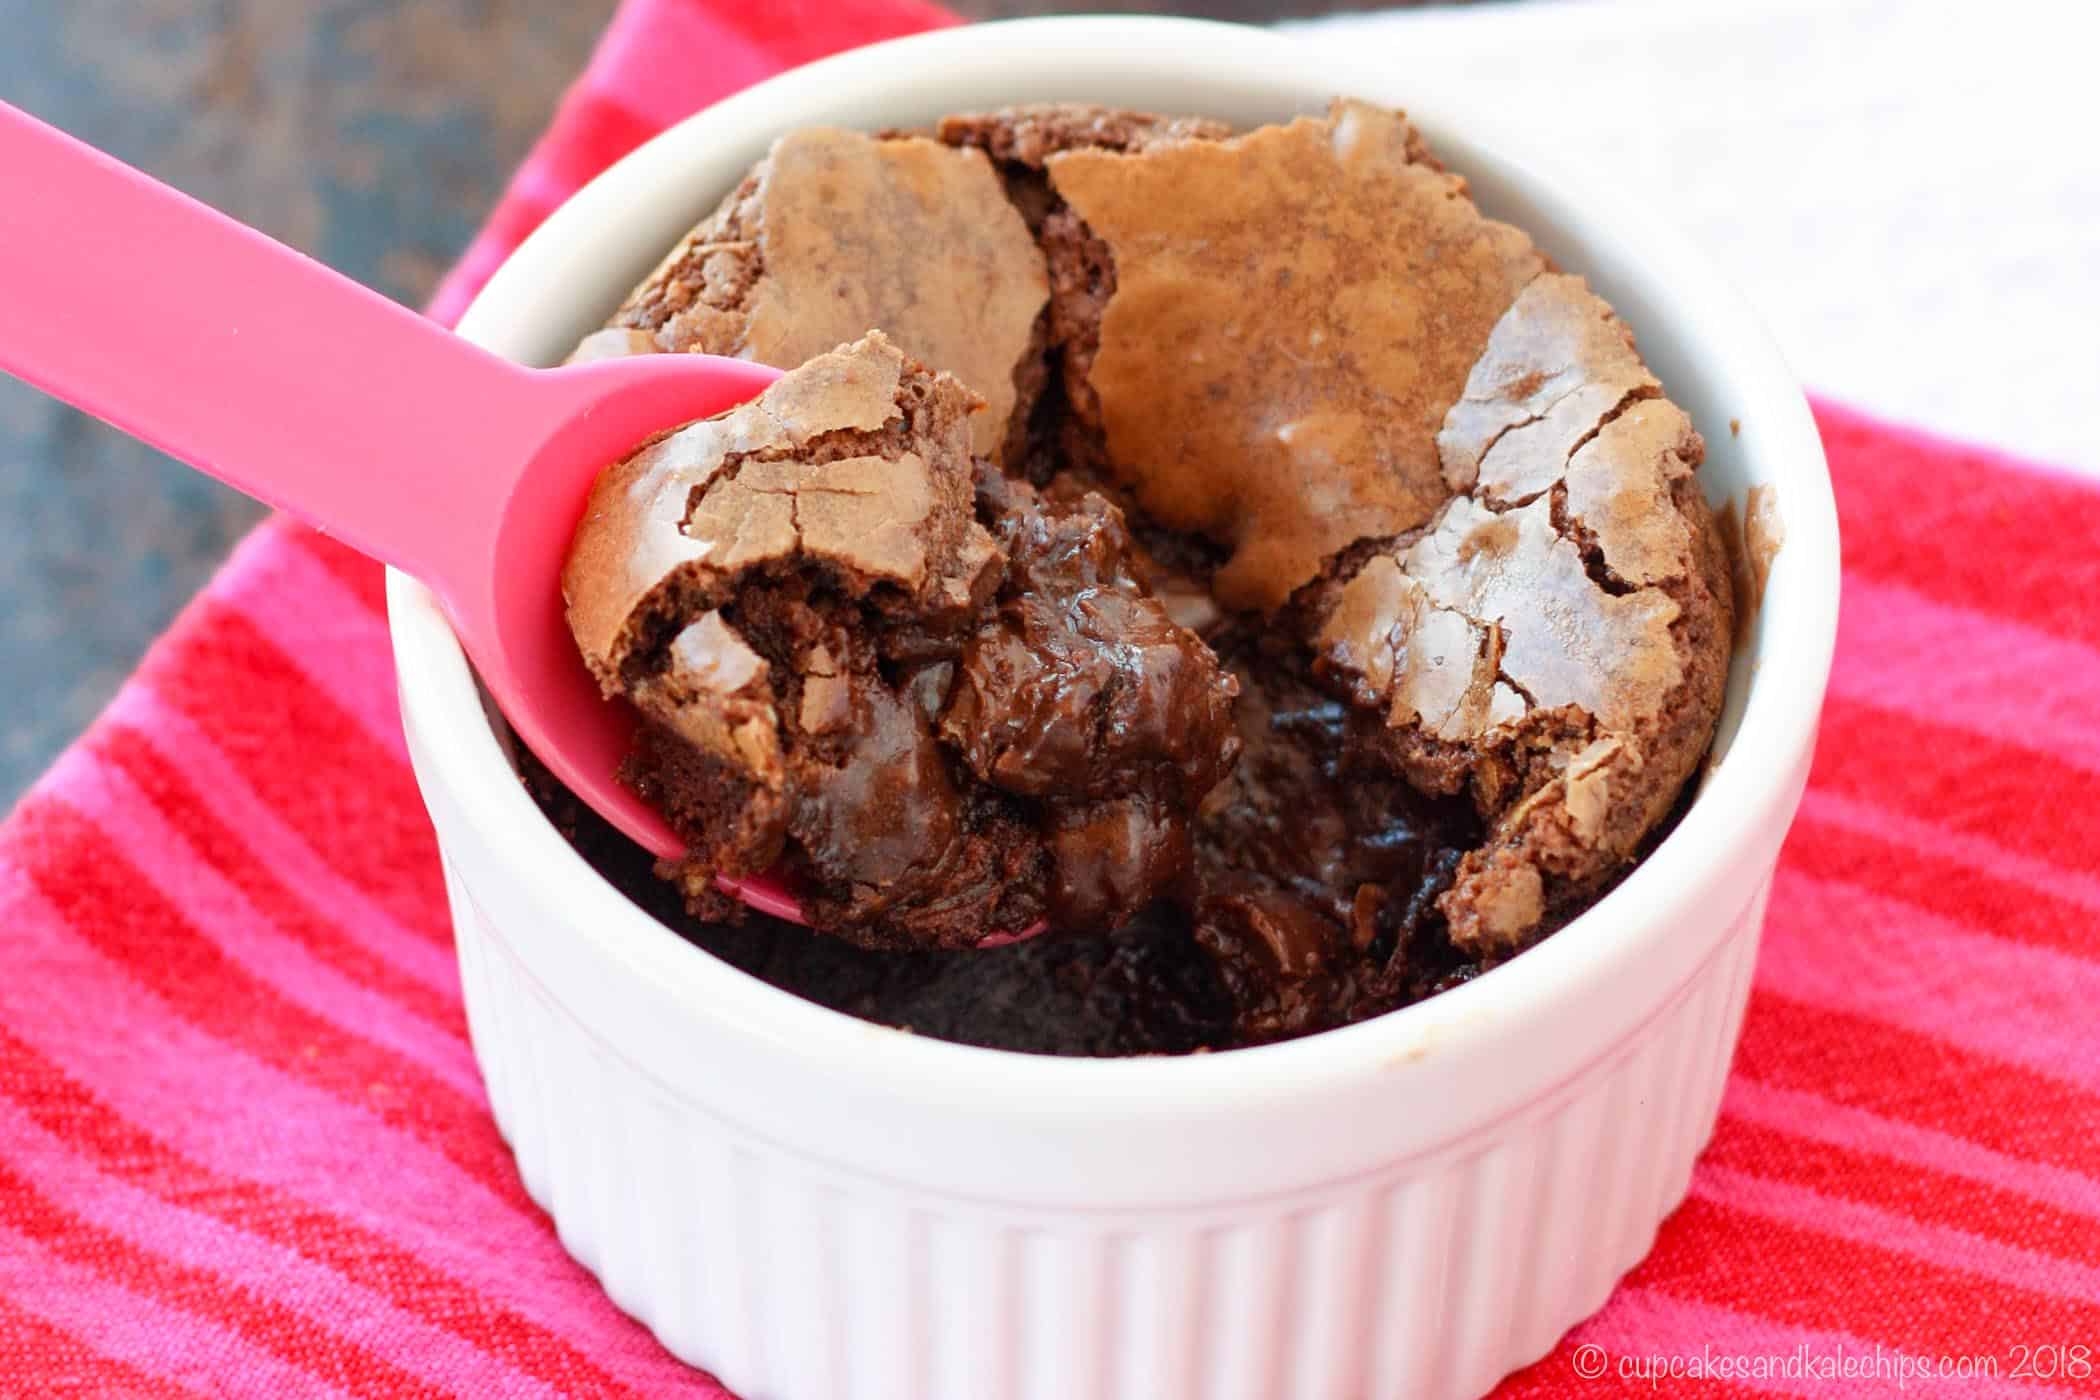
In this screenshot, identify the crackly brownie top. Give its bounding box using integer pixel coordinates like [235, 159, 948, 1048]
[556, 100, 1737, 1041]
[564, 331, 998, 675]
[564, 332, 1240, 951]
[1313, 273, 1733, 956]
[606, 127, 1048, 465]
[1042, 101, 1544, 612]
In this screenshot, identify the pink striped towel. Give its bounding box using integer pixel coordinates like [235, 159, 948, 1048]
[3, 0, 2098, 1393]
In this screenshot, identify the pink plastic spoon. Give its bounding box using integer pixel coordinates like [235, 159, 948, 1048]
[0, 100, 815, 923]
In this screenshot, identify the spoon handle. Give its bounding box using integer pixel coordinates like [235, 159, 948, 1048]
[0, 100, 548, 587]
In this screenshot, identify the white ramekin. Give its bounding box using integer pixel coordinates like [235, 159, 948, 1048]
[388, 18, 1839, 1399]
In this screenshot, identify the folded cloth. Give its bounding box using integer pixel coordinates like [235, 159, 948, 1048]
[3, 0, 2098, 1393]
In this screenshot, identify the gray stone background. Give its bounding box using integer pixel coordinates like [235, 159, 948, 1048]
[0, 0, 1453, 805]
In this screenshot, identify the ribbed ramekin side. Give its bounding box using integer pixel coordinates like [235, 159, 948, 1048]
[444, 857, 1768, 1400]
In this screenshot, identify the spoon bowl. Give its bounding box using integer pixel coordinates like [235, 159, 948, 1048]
[468, 354, 782, 867]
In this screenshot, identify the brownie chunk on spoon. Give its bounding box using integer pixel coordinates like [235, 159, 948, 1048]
[564, 332, 1240, 949]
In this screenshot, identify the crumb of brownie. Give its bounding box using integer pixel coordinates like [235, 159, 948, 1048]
[1745, 484, 1785, 609]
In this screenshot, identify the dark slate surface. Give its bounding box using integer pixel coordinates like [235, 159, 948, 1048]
[0, 0, 1463, 806]
[0, 0, 619, 803]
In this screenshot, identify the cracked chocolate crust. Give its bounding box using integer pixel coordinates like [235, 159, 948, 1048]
[564, 333, 1240, 951]
[1025, 102, 1545, 613]
[938, 106, 1235, 474]
[562, 101, 1735, 1038]
[939, 104, 1731, 965]
[1312, 275, 1733, 956]
[608, 127, 1050, 467]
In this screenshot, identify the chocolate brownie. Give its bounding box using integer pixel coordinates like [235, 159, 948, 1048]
[564, 332, 1240, 950]
[605, 127, 1048, 467]
[1015, 101, 1543, 613]
[552, 99, 1735, 1049]
[520, 751, 1235, 1056]
[937, 105, 1234, 477]
[521, 716, 1692, 1056]
[1313, 274, 1734, 954]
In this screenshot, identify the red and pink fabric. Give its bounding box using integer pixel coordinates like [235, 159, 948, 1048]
[3, 0, 2097, 1393]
